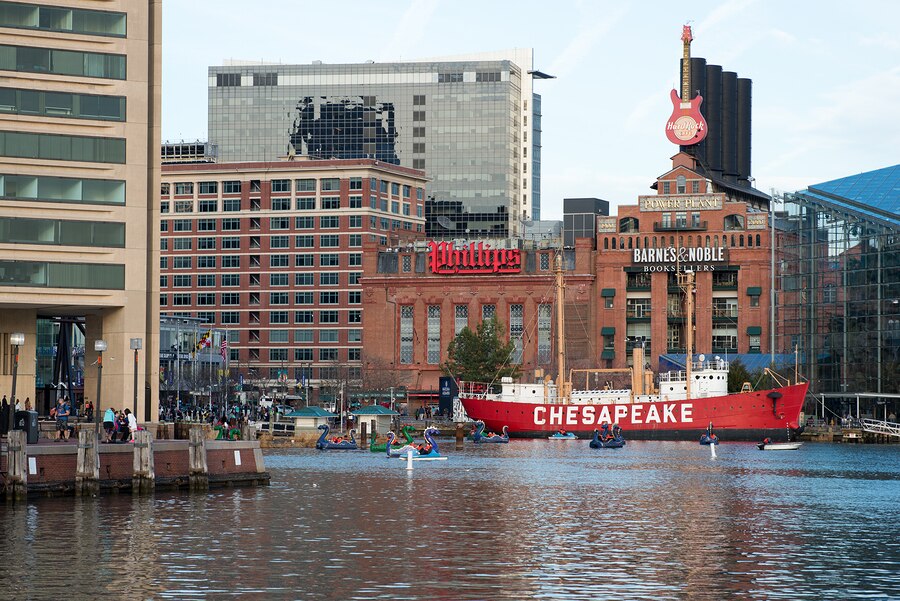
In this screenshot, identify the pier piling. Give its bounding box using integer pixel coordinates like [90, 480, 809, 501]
[4, 430, 27, 503]
[132, 430, 155, 494]
[75, 428, 100, 497]
[189, 427, 209, 492]
[455, 423, 464, 450]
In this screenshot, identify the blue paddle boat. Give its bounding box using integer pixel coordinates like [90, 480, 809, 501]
[315, 424, 358, 450]
[548, 429, 577, 440]
[699, 422, 719, 445]
[388, 427, 442, 458]
[589, 423, 625, 449]
[472, 421, 510, 443]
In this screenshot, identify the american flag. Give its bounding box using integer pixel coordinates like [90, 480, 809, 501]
[220, 338, 228, 360]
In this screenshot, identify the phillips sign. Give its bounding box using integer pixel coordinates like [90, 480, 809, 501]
[428, 241, 522, 275]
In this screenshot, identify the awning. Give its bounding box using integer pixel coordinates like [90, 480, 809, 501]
[601, 350, 615, 360]
[746, 326, 762, 335]
[746, 286, 762, 296]
[601, 326, 616, 336]
[601, 288, 616, 297]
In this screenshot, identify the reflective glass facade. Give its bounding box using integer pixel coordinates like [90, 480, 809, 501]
[778, 168, 900, 412]
[209, 51, 539, 236]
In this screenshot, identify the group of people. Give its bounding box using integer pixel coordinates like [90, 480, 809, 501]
[101, 407, 138, 443]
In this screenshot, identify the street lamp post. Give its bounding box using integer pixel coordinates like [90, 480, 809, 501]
[130, 338, 142, 417]
[94, 340, 107, 427]
[10, 333, 24, 429]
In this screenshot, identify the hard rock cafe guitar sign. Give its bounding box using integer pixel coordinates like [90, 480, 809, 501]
[665, 25, 708, 146]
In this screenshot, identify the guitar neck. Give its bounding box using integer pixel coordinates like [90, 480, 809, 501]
[681, 39, 692, 101]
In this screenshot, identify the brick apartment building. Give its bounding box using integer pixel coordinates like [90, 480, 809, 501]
[160, 159, 427, 402]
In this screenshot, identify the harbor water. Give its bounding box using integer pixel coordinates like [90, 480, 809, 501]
[2, 440, 899, 600]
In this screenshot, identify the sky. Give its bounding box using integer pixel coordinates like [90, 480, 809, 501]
[162, 0, 900, 219]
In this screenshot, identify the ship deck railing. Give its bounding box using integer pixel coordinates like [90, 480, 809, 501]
[658, 361, 729, 383]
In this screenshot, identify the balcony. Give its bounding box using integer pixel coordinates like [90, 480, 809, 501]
[654, 220, 708, 232]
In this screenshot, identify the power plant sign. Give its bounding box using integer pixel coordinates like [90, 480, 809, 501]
[665, 25, 708, 146]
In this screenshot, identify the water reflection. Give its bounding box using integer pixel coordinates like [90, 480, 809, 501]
[1, 441, 898, 600]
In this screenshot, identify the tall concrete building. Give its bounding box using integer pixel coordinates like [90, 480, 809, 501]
[0, 1, 161, 418]
[208, 50, 547, 237]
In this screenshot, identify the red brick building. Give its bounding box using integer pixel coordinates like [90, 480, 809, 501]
[361, 153, 775, 393]
[160, 159, 428, 401]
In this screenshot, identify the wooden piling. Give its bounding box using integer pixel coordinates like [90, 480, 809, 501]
[132, 430, 155, 494]
[360, 421, 368, 444]
[75, 428, 100, 497]
[4, 430, 27, 502]
[189, 426, 209, 492]
[456, 423, 465, 450]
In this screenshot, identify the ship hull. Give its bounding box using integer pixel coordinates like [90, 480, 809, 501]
[459, 383, 808, 441]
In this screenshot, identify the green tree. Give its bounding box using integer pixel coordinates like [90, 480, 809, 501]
[726, 358, 768, 392]
[441, 317, 522, 383]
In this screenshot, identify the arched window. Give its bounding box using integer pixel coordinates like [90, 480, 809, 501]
[603, 237, 609, 250]
[731, 234, 736, 247]
[676, 175, 686, 194]
[627, 237, 633, 249]
[756, 234, 761, 246]
[722, 235, 727, 247]
[705, 235, 711, 247]
[713, 236, 719, 247]
[619, 217, 639, 233]
[747, 235, 753, 247]
[645, 237, 649, 248]
[739, 234, 745, 247]
[724, 214, 745, 230]
[688, 235, 693, 247]
[612, 238, 617, 249]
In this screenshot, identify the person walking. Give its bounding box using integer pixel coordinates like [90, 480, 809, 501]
[56, 397, 71, 441]
[125, 408, 137, 443]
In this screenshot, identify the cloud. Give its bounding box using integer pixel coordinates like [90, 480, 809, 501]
[378, 0, 440, 61]
[694, 0, 759, 34]
[859, 32, 900, 52]
[547, 5, 628, 78]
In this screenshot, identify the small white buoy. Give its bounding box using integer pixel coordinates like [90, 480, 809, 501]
[710, 443, 717, 459]
[406, 449, 414, 471]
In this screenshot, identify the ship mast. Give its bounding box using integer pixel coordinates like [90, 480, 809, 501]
[555, 249, 568, 401]
[678, 269, 695, 400]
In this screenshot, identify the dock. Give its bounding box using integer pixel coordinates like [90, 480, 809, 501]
[1, 427, 269, 502]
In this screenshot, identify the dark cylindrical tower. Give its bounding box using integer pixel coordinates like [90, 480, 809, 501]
[680, 57, 708, 165]
[721, 71, 738, 182]
[704, 64, 723, 178]
[737, 77, 753, 185]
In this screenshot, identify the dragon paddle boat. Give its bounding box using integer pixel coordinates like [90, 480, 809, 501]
[589, 423, 625, 449]
[472, 421, 510, 444]
[699, 422, 719, 445]
[315, 424, 358, 450]
[370, 425, 415, 453]
[387, 427, 443, 459]
[548, 429, 577, 440]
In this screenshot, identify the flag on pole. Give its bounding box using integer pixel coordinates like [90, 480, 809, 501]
[220, 338, 228, 360]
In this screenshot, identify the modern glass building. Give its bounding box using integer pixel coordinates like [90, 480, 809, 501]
[208, 50, 546, 237]
[777, 165, 900, 418]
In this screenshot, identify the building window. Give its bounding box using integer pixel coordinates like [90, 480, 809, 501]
[319, 291, 339, 305]
[321, 178, 339, 192]
[427, 305, 441, 364]
[538, 304, 552, 364]
[295, 235, 314, 248]
[348, 254, 361, 267]
[270, 217, 290, 230]
[295, 273, 314, 286]
[509, 304, 524, 363]
[320, 216, 339, 229]
[222, 274, 239, 287]
[662, 181, 671, 194]
[221, 218, 240, 231]
[348, 310, 361, 324]
[271, 198, 291, 211]
[223, 198, 240, 212]
[295, 254, 314, 267]
[676, 175, 686, 194]
[320, 254, 340, 267]
[319, 273, 339, 286]
[294, 311, 313, 324]
[348, 291, 361, 304]
[349, 196, 362, 210]
[0, 44, 126, 79]
[322, 196, 340, 210]
[482, 305, 495, 321]
[270, 255, 289, 268]
[400, 306, 413, 364]
[296, 197, 315, 210]
[295, 216, 314, 229]
[455, 305, 468, 335]
[319, 310, 338, 324]
[270, 273, 289, 287]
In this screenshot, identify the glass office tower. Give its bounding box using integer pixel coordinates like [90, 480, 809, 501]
[777, 165, 900, 418]
[208, 50, 542, 237]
